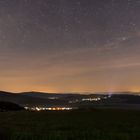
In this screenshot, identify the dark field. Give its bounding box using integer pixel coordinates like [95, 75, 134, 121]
[0, 109, 140, 140]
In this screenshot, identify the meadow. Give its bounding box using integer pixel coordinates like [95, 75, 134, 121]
[0, 109, 140, 140]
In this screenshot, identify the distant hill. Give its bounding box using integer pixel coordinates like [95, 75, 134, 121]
[0, 91, 68, 107]
[106, 94, 140, 104]
[20, 91, 87, 100]
[0, 91, 140, 109]
[0, 101, 24, 111]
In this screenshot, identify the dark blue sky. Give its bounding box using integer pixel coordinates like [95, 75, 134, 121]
[0, 0, 140, 92]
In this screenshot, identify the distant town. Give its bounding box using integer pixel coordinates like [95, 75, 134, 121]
[1, 91, 140, 111]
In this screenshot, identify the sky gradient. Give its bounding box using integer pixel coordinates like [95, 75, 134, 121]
[0, 0, 140, 93]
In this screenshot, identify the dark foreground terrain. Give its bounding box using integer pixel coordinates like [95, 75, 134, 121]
[0, 109, 140, 140]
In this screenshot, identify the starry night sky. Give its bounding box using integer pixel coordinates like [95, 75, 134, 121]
[0, 0, 140, 93]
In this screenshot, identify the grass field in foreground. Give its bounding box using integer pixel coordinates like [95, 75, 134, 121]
[0, 109, 140, 140]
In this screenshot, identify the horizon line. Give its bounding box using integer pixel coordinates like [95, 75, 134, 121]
[0, 90, 140, 94]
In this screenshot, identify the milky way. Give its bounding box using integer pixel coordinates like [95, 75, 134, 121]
[0, 0, 140, 93]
